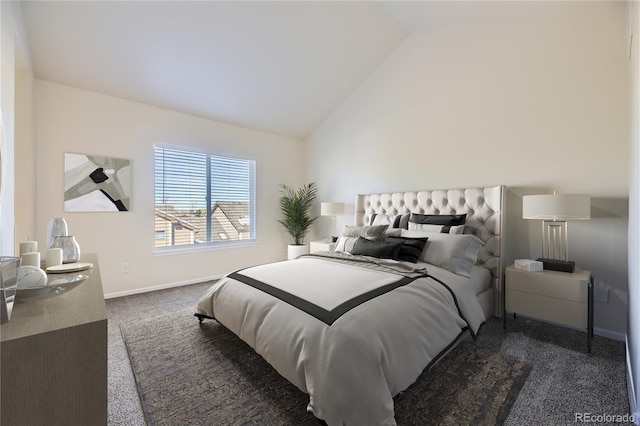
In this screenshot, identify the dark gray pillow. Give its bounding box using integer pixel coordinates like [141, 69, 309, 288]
[351, 237, 403, 259]
[386, 236, 429, 263]
[409, 213, 467, 226]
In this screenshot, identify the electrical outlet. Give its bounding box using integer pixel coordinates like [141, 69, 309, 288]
[594, 286, 608, 303]
[121, 262, 130, 273]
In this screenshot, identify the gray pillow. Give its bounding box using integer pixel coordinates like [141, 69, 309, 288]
[401, 230, 483, 277]
[334, 225, 390, 253]
[339, 225, 388, 242]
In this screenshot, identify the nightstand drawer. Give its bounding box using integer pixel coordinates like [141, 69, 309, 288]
[310, 241, 335, 253]
[505, 268, 589, 303]
[506, 289, 587, 328]
[504, 265, 593, 353]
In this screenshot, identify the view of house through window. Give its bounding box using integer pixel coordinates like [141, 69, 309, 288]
[154, 145, 256, 249]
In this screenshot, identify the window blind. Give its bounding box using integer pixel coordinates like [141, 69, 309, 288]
[154, 145, 255, 249]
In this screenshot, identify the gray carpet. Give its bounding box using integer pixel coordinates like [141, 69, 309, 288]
[106, 282, 215, 426]
[121, 308, 529, 425]
[479, 318, 631, 425]
[106, 282, 631, 425]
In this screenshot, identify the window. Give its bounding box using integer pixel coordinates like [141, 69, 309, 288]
[154, 145, 256, 250]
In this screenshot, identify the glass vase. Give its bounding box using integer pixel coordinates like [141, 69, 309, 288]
[47, 218, 69, 249]
[50, 236, 81, 264]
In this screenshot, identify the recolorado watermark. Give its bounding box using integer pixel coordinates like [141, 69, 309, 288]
[575, 412, 636, 423]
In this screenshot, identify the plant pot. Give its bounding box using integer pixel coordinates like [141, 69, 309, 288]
[287, 244, 309, 260]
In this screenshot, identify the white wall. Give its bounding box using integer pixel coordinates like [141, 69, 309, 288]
[307, 3, 629, 337]
[1, 2, 16, 256]
[1, 2, 33, 257]
[32, 80, 305, 295]
[627, 0, 640, 420]
[14, 70, 35, 248]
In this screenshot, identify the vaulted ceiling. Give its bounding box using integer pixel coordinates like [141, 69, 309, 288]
[21, 1, 408, 140]
[19, 0, 596, 140]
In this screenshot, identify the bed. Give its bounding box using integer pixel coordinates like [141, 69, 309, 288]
[195, 185, 505, 425]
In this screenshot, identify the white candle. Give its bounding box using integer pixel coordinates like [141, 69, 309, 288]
[21, 252, 41, 268]
[45, 248, 63, 268]
[19, 241, 38, 256]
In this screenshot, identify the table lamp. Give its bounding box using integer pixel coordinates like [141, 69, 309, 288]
[320, 202, 344, 242]
[522, 192, 590, 272]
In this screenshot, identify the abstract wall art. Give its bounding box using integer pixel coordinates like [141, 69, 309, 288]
[64, 153, 131, 212]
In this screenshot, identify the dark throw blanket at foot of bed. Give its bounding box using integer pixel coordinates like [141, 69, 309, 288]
[121, 309, 530, 426]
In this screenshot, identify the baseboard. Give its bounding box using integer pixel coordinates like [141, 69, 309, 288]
[104, 274, 223, 299]
[594, 327, 626, 342]
[506, 314, 625, 342]
[626, 335, 640, 424]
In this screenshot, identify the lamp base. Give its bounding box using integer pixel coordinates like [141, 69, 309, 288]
[536, 258, 575, 273]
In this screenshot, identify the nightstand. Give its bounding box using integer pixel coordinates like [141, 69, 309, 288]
[310, 240, 336, 253]
[503, 265, 593, 353]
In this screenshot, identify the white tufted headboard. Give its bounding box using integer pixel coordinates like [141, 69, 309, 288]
[355, 185, 505, 318]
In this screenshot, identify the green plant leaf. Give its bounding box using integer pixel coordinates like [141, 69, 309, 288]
[278, 182, 318, 245]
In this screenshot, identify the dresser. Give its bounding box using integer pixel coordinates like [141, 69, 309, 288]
[0, 253, 107, 425]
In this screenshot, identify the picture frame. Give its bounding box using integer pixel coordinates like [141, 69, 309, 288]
[64, 153, 131, 212]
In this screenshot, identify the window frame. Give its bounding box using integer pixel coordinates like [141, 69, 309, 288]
[153, 144, 256, 254]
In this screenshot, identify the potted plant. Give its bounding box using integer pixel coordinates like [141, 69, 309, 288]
[279, 182, 318, 259]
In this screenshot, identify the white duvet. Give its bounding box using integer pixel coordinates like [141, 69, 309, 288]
[195, 253, 486, 426]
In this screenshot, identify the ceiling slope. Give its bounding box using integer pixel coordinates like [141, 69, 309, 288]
[21, 0, 408, 140]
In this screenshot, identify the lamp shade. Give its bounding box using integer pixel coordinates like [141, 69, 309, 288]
[522, 194, 590, 221]
[321, 202, 344, 216]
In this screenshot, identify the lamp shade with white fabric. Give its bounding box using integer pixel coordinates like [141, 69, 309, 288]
[321, 202, 344, 216]
[523, 194, 590, 221]
[522, 193, 591, 271]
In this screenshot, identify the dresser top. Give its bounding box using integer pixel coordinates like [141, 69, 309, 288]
[1, 253, 107, 342]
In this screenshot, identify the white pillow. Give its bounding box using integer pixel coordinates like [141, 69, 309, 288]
[401, 229, 483, 277]
[369, 213, 410, 230]
[408, 222, 465, 234]
[334, 236, 358, 253]
[370, 214, 399, 227]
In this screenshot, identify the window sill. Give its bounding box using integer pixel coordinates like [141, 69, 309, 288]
[154, 240, 257, 256]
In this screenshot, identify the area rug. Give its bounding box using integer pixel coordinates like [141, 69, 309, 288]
[121, 309, 530, 425]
